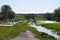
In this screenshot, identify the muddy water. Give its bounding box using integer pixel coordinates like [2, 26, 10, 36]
[29, 22, 60, 40]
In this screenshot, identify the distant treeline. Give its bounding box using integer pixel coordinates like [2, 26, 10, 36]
[15, 14, 45, 18]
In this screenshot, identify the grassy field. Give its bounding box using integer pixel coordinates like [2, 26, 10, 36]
[35, 17, 46, 20]
[0, 22, 56, 40]
[41, 23, 60, 35]
[14, 16, 46, 20]
[14, 16, 25, 20]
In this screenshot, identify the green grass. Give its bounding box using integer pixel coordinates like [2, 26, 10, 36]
[0, 22, 56, 40]
[14, 16, 25, 20]
[35, 17, 46, 20]
[14, 16, 46, 20]
[41, 23, 60, 35]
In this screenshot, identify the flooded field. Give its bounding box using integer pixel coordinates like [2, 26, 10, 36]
[29, 22, 60, 40]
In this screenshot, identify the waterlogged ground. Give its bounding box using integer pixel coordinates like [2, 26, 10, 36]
[10, 21, 57, 40]
[37, 20, 57, 24]
[0, 20, 59, 40]
[29, 21, 60, 40]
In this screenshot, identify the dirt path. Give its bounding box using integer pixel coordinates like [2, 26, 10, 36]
[10, 31, 39, 40]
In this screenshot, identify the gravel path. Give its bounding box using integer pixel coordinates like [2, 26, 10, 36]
[10, 31, 39, 40]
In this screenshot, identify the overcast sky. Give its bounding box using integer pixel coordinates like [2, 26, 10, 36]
[0, 0, 60, 14]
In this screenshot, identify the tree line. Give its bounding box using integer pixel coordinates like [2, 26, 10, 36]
[0, 5, 60, 22]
